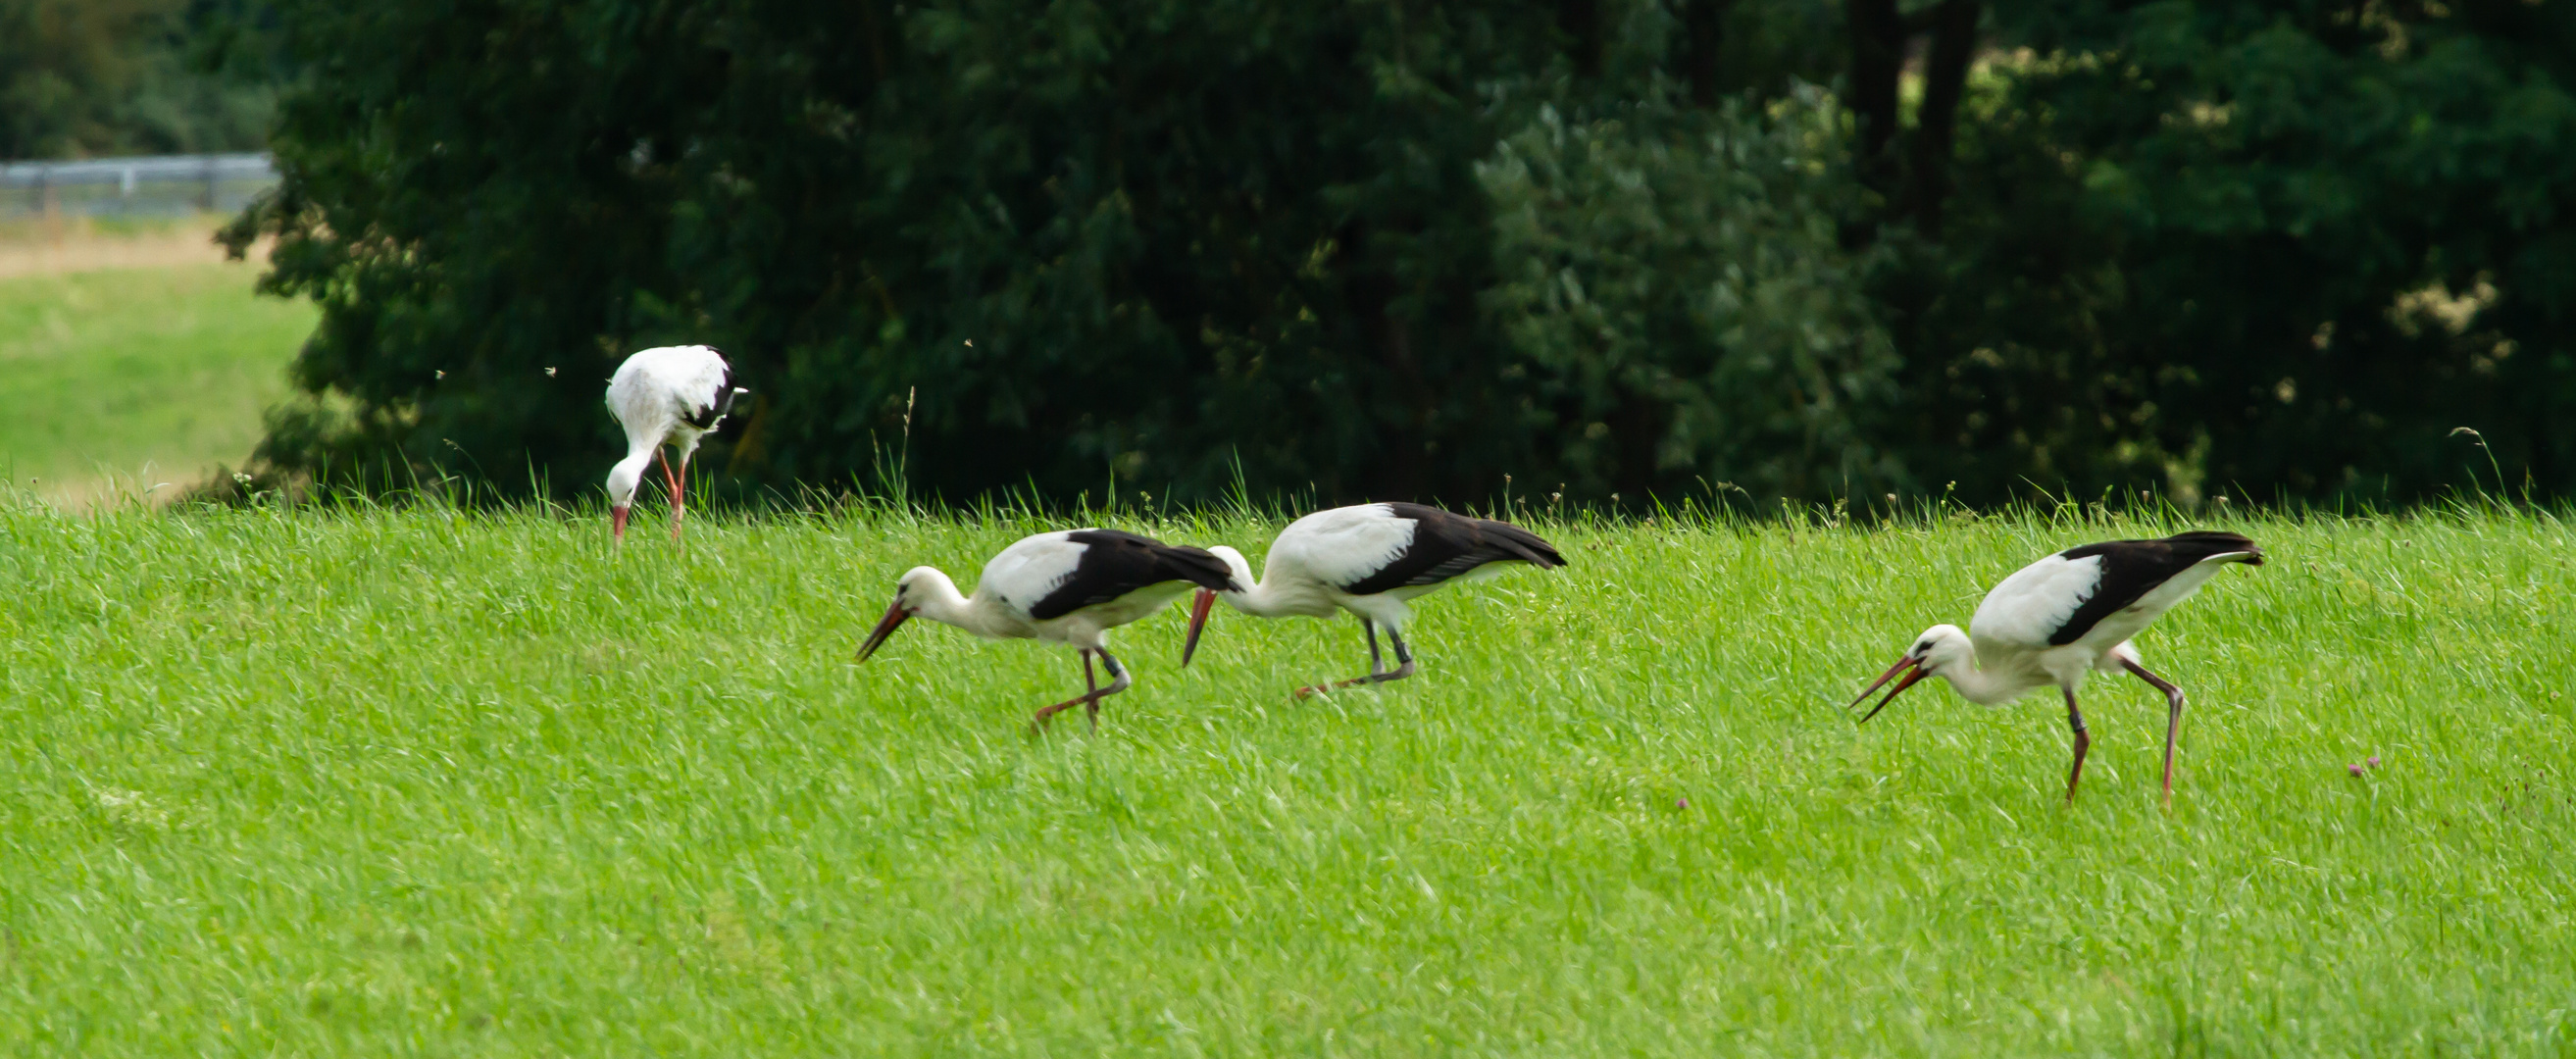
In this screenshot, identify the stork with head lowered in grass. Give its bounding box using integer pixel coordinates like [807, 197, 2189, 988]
[604, 345, 747, 542]
[855, 529, 1242, 732]
[1849, 530, 2264, 805]
[1190, 503, 1567, 698]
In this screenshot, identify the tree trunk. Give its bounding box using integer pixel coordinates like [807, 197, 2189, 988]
[1906, 0, 1980, 236]
[1561, 0, 1602, 78]
[1682, 0, 1731, 107]
[1341, 221, 1429, 499]
[1844, 0, 1906, 198]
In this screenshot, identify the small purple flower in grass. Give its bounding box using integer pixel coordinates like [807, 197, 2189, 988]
[2348, 763, 2366, 778]
[1676, 797, 1690, 811]
[2368, 755, 2381, 769]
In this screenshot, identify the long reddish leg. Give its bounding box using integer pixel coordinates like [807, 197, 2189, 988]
[1030, 649, 1130, 733]
[1083, 652, 1103, 730]
[655, 449, 681, 513]
[664, 453, 690, 541]
[2123, 659, 2189, 808]
[2062, 686, 2093, 803]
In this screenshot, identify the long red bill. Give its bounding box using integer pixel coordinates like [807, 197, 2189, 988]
[854, 599, 911, 662]
[1856, 662, 1928, 725]
[1181, 588, 1218, 667]
[611, 504, 631, 541]
[1847, 656, 1915, 709]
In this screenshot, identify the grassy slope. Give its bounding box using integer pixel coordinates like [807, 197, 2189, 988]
[0, 265, 313, 504]
[0, 499, 2569, 1056]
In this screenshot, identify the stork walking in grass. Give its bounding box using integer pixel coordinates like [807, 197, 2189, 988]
[1190, 503, 1566, 698]
[854, 530, 1241, 731]
[1848, 530, 2265, 804]
[604, 345, 748, 542]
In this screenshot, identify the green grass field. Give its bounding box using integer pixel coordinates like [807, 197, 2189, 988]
[0, 264, 314, 506]
[3, 495, 2569, 1055]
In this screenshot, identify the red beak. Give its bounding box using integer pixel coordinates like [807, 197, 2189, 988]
[1850, 655, 1928, 725]
[855, 599, 912, 662]
[1181, 588, 1219, 667]
[611, 504, 631, 541]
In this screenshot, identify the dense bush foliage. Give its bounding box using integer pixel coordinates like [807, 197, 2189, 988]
[216, 0, 2576, 509]
[1480, 88, 1898, 499]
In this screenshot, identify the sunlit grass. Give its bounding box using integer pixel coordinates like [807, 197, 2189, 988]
[1, 493, 2569, 1055]
[0, 264, 313, 507]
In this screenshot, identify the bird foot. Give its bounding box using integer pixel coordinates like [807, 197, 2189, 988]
[1029, 693, 1101, 735]
[1292, 660, 1416, 701]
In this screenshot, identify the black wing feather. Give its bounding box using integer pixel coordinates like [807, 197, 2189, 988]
[1027, 530, 1239, 621]
[1338, 503, 1566, 596]
[2046, 530, 2263, 645]
[682, 356, 744, 430]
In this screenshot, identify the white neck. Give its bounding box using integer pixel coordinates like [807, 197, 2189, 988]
[1221, 578, 1305, 619]
[907, 570, 1020, 637]
[1932, 644, 2046, 705]
[606, 436, 661, 507]
[1208, 550, 1308, 618]
[613, 443, 657, 479]
[619, 406, 671, 457]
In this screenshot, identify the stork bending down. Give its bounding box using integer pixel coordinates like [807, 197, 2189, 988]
[1849, 530, 2264, 804]
[855, 529, 1240, 731]
[1194, 503, 1566, 698]
[604, 345, 747, 542]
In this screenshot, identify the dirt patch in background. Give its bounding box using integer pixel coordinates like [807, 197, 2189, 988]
[0, 216, 272, 279]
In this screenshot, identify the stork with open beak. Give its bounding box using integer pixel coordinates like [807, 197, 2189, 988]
[1851, 530, 2265, 804]
[855, 529, 1240, 731]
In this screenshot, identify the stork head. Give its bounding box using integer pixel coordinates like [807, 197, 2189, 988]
[605, 459, 645, 540]
[855, 566, 948, 662]
[1850, 624, 1972, 724]
[1198, 546, 1258, 606]
[1182, 546, 1259, 666]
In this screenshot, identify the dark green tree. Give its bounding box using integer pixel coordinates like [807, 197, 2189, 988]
[226, 0, 2576, 510]
[1480, 86, 1899, 501]
[1875, 0, 2576, 503]
[228, 0, 1894, 508]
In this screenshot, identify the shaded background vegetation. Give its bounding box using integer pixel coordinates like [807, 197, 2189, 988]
[15, 0, 2576, 509]
[0, 0, 284, 159]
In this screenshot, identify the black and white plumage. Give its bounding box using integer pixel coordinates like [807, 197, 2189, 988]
[1195, 503, 1566, 698]
[1850, 530, 2265, 804]
[604, 345, 748, 541]
[853, 529, 1242, 731]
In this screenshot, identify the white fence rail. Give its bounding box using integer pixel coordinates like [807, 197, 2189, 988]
[0, 153, 278, 219]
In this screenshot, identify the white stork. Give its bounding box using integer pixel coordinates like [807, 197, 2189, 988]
[604, 345, 748, 541]
[1190, 503, 1567, 698]
[1849, 530, 2265, 804]
[854, 529, 1242, 731]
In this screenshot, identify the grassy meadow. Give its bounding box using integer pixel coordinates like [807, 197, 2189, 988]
[2, 492, 2570, 1055]
[0, 257, 314, 507]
